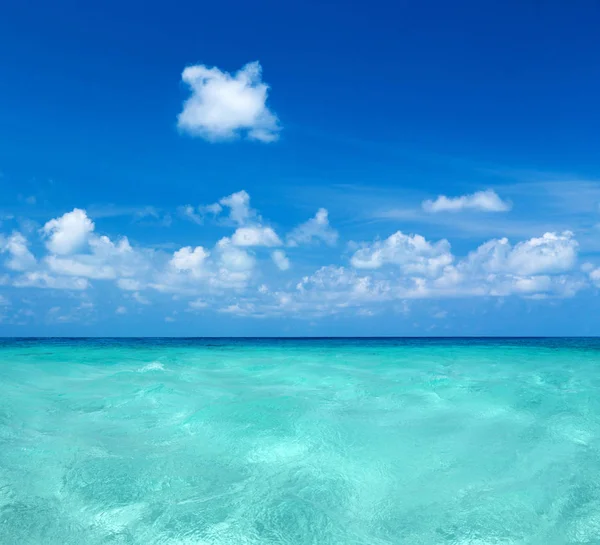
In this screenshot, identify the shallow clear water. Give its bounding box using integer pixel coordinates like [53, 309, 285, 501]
[2, 338, 600, 544]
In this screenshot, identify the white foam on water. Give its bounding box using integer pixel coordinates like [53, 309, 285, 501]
[138, 361, 165, 372]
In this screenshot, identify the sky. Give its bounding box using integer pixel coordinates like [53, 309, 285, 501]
[1, 0, 600, 336]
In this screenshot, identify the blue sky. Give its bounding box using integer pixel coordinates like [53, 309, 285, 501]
[1, 0, 600, 336]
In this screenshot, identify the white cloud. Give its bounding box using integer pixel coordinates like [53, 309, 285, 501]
[177, 61, 280, 142]
[463, 231, 577, 276]
[180, 191, 252, 227]
[423, 190, 511, 213]
[245, 229, 583, 317]
[430, 231, 581, 298]
[115, 306, 127, 315]
[350, 231, 453, 276]
[154, 237, 257, 295]
[132, 292, 150, 305]
[271, 250, 290, 270]
[170, 246, 210, 275]
[42, 208, 95, 255]
[117, 278, 142, 291]
[0, 232, 36, 271]
[0, 191, 591, 318]
[178, 205, 203, 225]
[188, 298, 208, 310]
[287, 208, 338, 246]
[217, 242, 255, 274]
[44, 234, 148, 284]
[13, 272, 89, 290]
[45, 255, 117, 279]
[589, 268, 600, 286]
[219, 190, 254, 225]
[231, 226, 281, 247]
[226, 266, 393, 318]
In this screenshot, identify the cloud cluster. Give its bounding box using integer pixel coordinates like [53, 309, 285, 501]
[177, 62, 280, 142]
[0, 190, 592, 320]
[350, 231, 452, 275]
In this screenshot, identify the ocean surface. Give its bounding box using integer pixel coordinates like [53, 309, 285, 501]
[1, 338, 600, 544]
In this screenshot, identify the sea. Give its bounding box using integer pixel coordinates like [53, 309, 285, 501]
[1, 337, 600, 544]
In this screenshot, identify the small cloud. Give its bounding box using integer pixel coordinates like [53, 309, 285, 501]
[188, 298, 208, 310]
[25, 196, 36, 205]
[422, 190, 511, 213]
[395, 301, 411, 315]
[116, 306, 127, 315]
[118, 278, 143, 291]
[132, 292, 150, 305]
[287, 208, 338, 247]
[271, 250, 290, 270]
[165, 316, 176, 322]
[132, 206, 160, 221]
[231, 226, 281, 247]
[177, 61, 280, 143]
[433, 310, 448, 319]
[219, 190, 254, 225]
[0, 232, 37, 271]
[178, 205, 203, 225]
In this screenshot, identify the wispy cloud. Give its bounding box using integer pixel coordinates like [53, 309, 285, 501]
[422, 190, 511, 213]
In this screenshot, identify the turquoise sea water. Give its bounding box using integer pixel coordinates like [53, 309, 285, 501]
[2, 338, 600, 544]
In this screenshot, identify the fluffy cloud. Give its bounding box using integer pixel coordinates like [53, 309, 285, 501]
[217, 241, 255, 273]
[231, 226, 281, 247]
[153, 239, 257, 295]
[177, 61, 280, 142]
[44, 235, 148, 287]
[180, 190, 258, 227]
[429, 231, 581, 298]
[0, 232, 36, 271]
[170, 246, 210, 275]
[463, 231, 577, 276]
[590, 268, 600, 286]
[351, 231, 453, 276]
[271, 250, 290, 270]
[0, 191, 592, 319]
[42, 209, 95, 255]
[287, 208, 338, 246]
[423, 190, 511, 213]
[218, 190, 254, 225]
